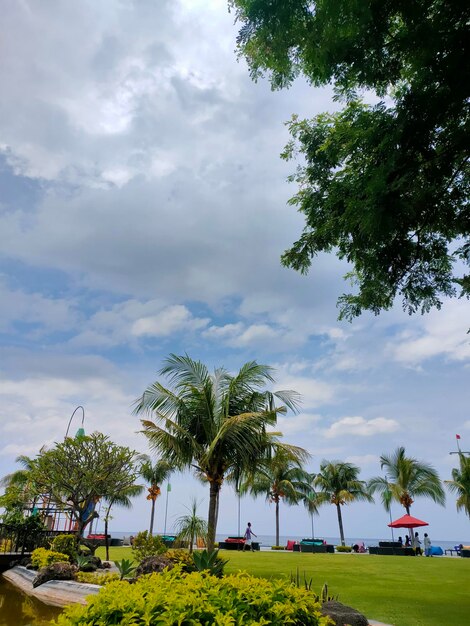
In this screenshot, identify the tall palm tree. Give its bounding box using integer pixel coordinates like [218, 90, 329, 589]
[445, 453, 470, 519]
[242, 446, 311, 546]
[303, 482, 320, 539]
[134, 354, 301, 551]
[139, 457, 174, 535]
[368, 447, 445, 515]
[174, 498, 208, 553]
[314, 460, 372, 546]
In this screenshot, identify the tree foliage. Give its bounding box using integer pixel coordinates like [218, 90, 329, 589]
[368, 446, 445, 515]
[230, 0, 470, 318]
[28, 432, 141, 537]
[134, 353, 301, 550]
[445, 452, 470, 518]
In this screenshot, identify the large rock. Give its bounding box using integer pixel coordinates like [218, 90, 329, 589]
[321, 600, 369, 626]
[135, 556, 173, 577]
[32, 562, 77, 588]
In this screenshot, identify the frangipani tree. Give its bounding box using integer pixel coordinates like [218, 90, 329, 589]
[134, 354, 301, 550]
[368, 447, 445, 515]
[315, 461, 372, 546]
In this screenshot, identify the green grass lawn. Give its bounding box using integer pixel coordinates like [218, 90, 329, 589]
[96, 547, 470, 626]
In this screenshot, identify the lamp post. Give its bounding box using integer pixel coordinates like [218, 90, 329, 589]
[163, 483, 171, 536]
[385, 478, 394, 541]
[65, 406, 85, 439]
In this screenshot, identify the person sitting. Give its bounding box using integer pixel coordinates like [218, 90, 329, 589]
[405, 535, 411, 547]
[398, 536, 403, 547]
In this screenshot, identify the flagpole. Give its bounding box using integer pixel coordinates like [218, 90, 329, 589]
[163, 483, 171, 535]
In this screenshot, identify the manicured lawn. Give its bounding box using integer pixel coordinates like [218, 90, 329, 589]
[96, 547, 470, 626]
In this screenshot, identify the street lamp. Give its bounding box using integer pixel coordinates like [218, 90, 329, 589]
[65, 406, 85, 439]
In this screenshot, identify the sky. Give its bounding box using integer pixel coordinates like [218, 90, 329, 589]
[0, 0, 469, 543]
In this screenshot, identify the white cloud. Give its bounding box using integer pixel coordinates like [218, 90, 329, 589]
[132, 305, 209, 337]
[324, 416, 400, 438]
[276, 412, 322, 436]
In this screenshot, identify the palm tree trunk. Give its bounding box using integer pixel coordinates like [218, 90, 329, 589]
[336, 503, 345, 546]
[275, 498, 280, 546]
[149, 498, 156, 535]
[104, 516, 110, 561]
[207, 480, 220, 551]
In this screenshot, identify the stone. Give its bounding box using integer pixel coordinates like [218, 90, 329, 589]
[321, 600, 369, 626]
[135, 555, 173, 577]
[32, 562, 77, 588]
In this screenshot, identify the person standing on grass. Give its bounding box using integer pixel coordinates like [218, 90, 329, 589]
[412, 531, 422, 555]
[424, 533, 432, 557]
[243, 522, 257, 551]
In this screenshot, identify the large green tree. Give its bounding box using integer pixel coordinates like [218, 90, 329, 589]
[368, 446, 445, 515]
[134, 354, 301, 551]
[230, 0, 469, 319]
[445, 453, 470, 519]
[241, 446, 311, 546]
[314, 460, 372, 545]
[139, 457, 174, 536]
[28, 432, 142, 538]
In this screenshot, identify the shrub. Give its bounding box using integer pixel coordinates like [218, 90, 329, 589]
[336, 545, 352, 553]
[31, 547, 69, 569]
[54, 569, 330, 625]
[33, 562, 76, 588]
[271, 545, 285, 550]
[131, 531, 166, 561]
[135, 555, 173, 577]
[51, 535, 78, 562]
[165, 548, 195, 572]
[115, 558, 136, 580]
[192, 549, 227, 577]
[75, 571, 119, 585]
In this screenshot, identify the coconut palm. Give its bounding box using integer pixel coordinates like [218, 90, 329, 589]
[134, 354, 301, 550]
[303, 483, 321, 539]
[368, 447, 445, 515]
[140, 457, 174, 535]
[445, 453, 470, 519]
[241, 446, 311, 546]
[174, 498, 208, 553]
[314, 461, 372, 546]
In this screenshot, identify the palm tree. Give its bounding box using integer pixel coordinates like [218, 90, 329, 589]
[368, 447, 445, 515]
[314, 461, 372, 546]
[303, 483, 320, 539]
[103, 484, 144, 561]
[242, 446, 311, 546]
[134, 354, 301, 550]
[140, 457, 174, 535]
[174, 498, 208, 553]
[445, 453, 470, 519]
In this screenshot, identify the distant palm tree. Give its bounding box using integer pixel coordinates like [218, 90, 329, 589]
[242, 446, 311, 546]
[134, 354, 301, 550]
[303, 482, 320, 539]
[368, 447, 445, 515]
[445, 453, 470, 519]
[174, 498, 208, 553]
[315, 461, 372, 546]
[140, 458, 174, 535]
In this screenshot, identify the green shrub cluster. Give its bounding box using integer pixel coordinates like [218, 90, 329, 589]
[54, 568, 330, 625]
[271, 545, 286, 550]
[165, 548, 195, 571]
[75, 571, 119, 585]
[335, 545, 352, 553]
[50, 535, 78, 562]
[31, 547, 69, 569]
[131, 531, 167, 561]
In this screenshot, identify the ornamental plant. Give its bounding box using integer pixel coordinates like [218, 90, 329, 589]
[50, 534, 78, 562]
[54, 568, 331, 625]
[31, 547, 69, 569]
[131, 530, 166, 561]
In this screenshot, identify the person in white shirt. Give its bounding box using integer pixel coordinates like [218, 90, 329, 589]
[424, 533, 432, 557]
[412, 531, 422, 555]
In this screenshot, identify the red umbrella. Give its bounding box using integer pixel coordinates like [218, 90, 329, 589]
[388, 514, 428, 529]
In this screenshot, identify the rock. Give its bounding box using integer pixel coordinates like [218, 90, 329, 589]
[321, 600, 369, 626]
[135, 556, 173, 577]
[32, 562, 77, 588]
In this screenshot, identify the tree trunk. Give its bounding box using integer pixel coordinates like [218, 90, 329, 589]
[336, 504, 345, 546]
[207, 480, 220, 551]
[149, 498, 156, 535]
[275, 498, 280, 547]
[105, 516, 110, 561]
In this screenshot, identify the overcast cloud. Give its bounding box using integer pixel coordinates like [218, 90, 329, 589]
[0, 0, 469, 543]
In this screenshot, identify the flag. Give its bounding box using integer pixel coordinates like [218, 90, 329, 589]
[167, 483, 171, 492]
[456, 434, 461, 439]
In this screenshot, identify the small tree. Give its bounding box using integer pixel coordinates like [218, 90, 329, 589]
[174, 499, 208, 554]
[29, 433, 142, 538]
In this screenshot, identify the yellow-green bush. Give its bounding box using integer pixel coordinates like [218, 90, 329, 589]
[335, 545, 352, 553]
[131, 530, 166, 561]
[50, 534, 77, 562]
[75, 571, 119, 585]
[54, 568, 331, 625]
[31, 547, 69, 569]
[271, 545, 286, 550]
[165, 548, 195, 571]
